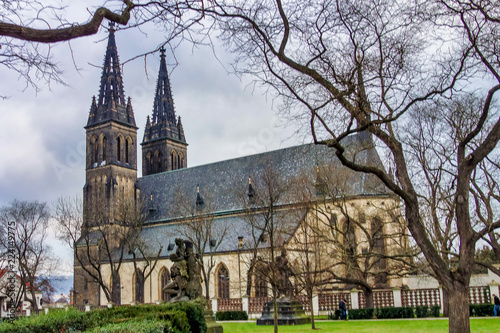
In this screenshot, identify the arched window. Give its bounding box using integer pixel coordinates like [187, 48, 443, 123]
[179, 153, 184, 168]
[146, 152, 153, 175]
[159, 267, 171, 302]
[217, 264, 230, 299]
[345, 218, 356, 256]
[254, 273, 267, 298]
[102, 137, 107, 162]
[154, 150, 162, 173]
[92, 137, 98, 165]
[125, 138, 130, 163]
[171, 151, 176, 170]
[117, 136, 122, 162]
[134, 269, 145, 303]
[372, 217, 387, 286]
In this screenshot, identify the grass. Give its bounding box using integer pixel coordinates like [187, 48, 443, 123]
[221, 318, 498, 332]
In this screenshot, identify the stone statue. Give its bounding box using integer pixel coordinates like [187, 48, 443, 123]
[163, 238, 202, 302]
[275, 248, 293, 298]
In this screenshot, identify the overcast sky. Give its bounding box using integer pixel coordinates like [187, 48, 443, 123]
[0, 3, 302, 274]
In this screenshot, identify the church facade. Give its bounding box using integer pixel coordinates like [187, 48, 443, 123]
[74, 27, 407, 308]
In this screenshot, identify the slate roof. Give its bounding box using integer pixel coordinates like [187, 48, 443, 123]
[136, 134, 389, 224]
[119, 208, 307, 260]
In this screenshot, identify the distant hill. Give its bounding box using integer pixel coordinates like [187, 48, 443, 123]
[38, 275, 73, 299]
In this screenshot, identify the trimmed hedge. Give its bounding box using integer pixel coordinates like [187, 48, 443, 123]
[87, 318, 172, 333]
[0, 302, 206, 333]
[430, 305, 440, 317]
[348, 308, 374, 319]
[470, 303, 494, 317]
[328, 305, 441, 320]
[376, 307, 414, 319]
[0, 308, 89, 333]
[327, 310, 341, 320]
[415, 306, 430, 318]
[215, 311, 248, 321]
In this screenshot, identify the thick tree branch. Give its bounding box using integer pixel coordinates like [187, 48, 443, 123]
[0, 0, 135, 43]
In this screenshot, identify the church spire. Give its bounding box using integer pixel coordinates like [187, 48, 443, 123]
[152, 47, 176, 124]
[87, 23, 136, 128]
[142, 48, 186, 144]
[141, 48, 188, 176]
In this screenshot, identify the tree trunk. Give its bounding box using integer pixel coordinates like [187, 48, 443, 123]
[273, 293, 278, 333]
[308, 292, 315, 329]
[442, 287, 449, 317]
[447, 283, 470, 333]
[246, 258, 256, 296]
[362, 287, 374, 309]
[203, 269, 210, 300]
[111, 271, 121, 305]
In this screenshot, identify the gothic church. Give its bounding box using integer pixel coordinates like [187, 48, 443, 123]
[74, 26, 405, 308]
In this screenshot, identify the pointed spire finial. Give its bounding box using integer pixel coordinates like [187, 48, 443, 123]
[143, 48, 186, 144]
[87, 23, 137, 129]
[248, 176, 255, 203]
[196, 184, 205, 210]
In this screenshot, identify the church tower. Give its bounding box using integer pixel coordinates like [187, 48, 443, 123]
[84, 23, 138, 226]
[141, 48, 187, 176]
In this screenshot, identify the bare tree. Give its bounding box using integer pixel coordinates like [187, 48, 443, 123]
[0, 0, 134, 94]
[286, 167, 413, 328]
[171, 186, 229, 300]
[240, 163, 298, 333]
[54, 195, 160, 306]
[0, 200, 54, 313]
[130, 1, 499, 331]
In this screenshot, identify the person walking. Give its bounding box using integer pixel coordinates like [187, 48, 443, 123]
[493, 294, 500, 316]
[339, 299, 347, 320]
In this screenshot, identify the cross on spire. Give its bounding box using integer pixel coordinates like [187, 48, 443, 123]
[87, 25, 136, 128]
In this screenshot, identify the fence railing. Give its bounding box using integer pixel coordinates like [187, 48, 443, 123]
[210, 284, 498, 316]
[402, 288, 440, 307]
[217, 298, 242, 312]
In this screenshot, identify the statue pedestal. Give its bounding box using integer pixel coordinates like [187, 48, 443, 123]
[256, 297, 311, 325]
[205, 311, 223, 333]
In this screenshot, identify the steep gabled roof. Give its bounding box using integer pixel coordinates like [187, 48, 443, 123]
[137, 134, 389, 223]
[116, 208, 307, 260]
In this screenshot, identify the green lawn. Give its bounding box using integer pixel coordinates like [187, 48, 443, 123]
[221, 318, 498, 332]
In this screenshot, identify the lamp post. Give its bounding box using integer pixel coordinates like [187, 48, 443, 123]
[238, 236, 244, 298]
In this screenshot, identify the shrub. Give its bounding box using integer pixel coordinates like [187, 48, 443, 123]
[215, 311, 248, 321]
[415, 305, 429, 318]
[430, 305, 440, 317]
[163, 302, 206, 333]
[348, 308, 374, 320]
[0, 303, 207, 333]
[327, 310, 341, 320]
[86, 318, 172, 333]
[0, 308, 89, 333]
[376, 307, 413, 319]
[470, 303, 494, 317]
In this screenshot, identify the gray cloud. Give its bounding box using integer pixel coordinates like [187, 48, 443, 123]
[0, 7, 302, 270]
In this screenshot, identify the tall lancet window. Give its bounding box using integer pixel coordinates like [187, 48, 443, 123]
[125, 138, 130, 164]
[217, 264, 230, 299]
[102, 137, 107, 162]
[117, 136, 122, 162]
